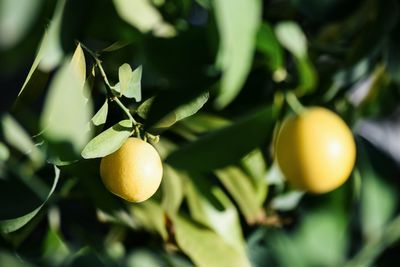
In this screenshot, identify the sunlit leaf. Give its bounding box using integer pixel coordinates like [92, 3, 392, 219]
[275, 21, 307, 59]
[0, 142, 9, 161]
[17, 0, 65, 97]
[138, 92, 209, 130]
[215, 166, 263, 223]
[166, 106, 276, 171]
[114, 65, 142, 101]
[185, 176, 245, 250]
[0, 166, 60, 234]
[40, 57, 93, 155]
[112, 0, 176, 38]
[81, 120, 133, 159]
[91, 100, 108, 127]
[0, 0, 43, 49]
[173, 215, 251, 267]
[70, 44, 86, 91]
[240, 149, 268, 204]
[118, 63, 132, 95]
[213, 0, 261, 108]
[2, 114, 44, 167]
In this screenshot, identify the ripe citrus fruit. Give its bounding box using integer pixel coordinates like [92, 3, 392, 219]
[275, 107, 356, 193]
[100, 137, 163, 202]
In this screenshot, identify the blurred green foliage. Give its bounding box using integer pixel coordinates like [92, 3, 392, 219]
[1, 0, 400, 266]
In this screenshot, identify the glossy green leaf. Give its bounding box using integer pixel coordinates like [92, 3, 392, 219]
[213, 0, 261, 108]
[91, 100, 108, 127]
[2, 114, 44, 167]
[0, 166, 60, 234]
[112, 0, 176, 38]
[173, 215, 252, 267]
[40, 56, 93, 155]
[275, 21, 307, 59]
[166, 106, 276, 171]
[81, 120, 133, 159]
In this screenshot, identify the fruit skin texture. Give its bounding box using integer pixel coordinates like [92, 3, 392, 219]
[275, 107, 356, 193]
[100, 137, 163, 202]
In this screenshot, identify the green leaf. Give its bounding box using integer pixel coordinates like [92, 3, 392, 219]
[215, 166, 263, 223]
[130, 200, 168, 240]
[70, 44, 86, 91]
[0, 166, 60, 234]
[174, 92, 209, 121]
[0, 142, 9, 161]
[357, 138, 397, 239]
[0, 251, 37, 267]
[256, 23, 284, 72]
[275, 21, 307, 59]
[166, 106, 276, 171]
[274, 21, 316, 94]
[0, 0, 43, 49]
[178, 113, 229, 134]
[2, 114, 44, 167]
[295, 57, 317, 94]
[40, 56, 93, 155]
[112, 0, 176, 38]
[213, 0, 261, 108]
[42, 228, 70, 266]
[126, 249, 165, 267]
[91, 100, 109, 127]
[240, 149, 268, 204]
[114, 65, 142, 101]
[185, 175, 245, 250]
[173, 215, 252, 267]
[118, 63, 132, 95]
[138, 92, 209, 130]
[18, 0, 66, 97]
[161, 165, 184, 216]
[81, 120, 133, 159]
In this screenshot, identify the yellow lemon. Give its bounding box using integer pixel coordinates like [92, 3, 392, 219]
[275, 107, 356, 193]
[100, 137, 163, 202]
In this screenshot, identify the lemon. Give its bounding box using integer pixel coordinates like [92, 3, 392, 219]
[275, 107, 356, 193]
[100, 137, 163, 202]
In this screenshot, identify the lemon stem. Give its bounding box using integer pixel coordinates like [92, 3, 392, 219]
[285, 92, 305, 115]
[80, 43, 138, 126]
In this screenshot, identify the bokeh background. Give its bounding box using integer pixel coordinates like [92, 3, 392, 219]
[1, 0, 400, 266]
